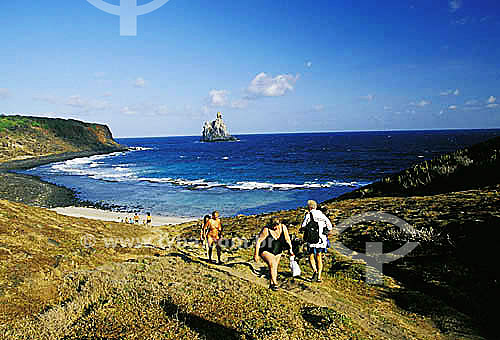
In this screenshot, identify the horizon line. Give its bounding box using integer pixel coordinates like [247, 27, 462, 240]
[115, 127, 500, 139]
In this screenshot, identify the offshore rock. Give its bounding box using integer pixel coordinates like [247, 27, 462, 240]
[201, 112, 238, 142]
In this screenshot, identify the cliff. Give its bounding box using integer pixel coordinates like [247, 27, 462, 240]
[201, 112, 237, 142]
[331, 135, 500, 201]
[0, 115, 124, 164]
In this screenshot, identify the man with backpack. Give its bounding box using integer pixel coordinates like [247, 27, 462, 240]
[300, 200, 333, 282]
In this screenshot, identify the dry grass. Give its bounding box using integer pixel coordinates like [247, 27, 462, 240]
[2, 186, 497, 339]
[0, 199, 154, 325]
[0, 116, 121, 163]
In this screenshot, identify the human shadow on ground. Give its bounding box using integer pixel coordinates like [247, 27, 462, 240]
[160, 297, 254, 340]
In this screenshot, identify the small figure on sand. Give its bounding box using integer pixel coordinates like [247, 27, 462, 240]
[146, 212, 152, 226]
[202, 211, 223, 264]
[254, 217, 294, 291]
[300, 200, 333, 283]
[134, 213, 140, 224]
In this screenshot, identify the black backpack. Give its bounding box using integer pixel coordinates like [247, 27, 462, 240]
[303, 212, 320, 244]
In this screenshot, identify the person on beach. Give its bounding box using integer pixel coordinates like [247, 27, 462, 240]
[204, 211, 223, 264]
[254, 217, 294, 291]
[301, 200, 333, 283]
[146, 212, 152, 226]
[134, 213, 140, 224]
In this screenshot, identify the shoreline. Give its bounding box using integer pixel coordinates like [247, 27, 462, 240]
[0, 148, 126, 209]
[51, 206, 197, 226]
[0, 147, 197, 226]
[0, 147, 128, 171]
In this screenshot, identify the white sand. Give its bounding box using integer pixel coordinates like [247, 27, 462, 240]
[51, 206, 198, 226]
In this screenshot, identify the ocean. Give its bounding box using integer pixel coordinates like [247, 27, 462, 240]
[22, 129, 500, 217]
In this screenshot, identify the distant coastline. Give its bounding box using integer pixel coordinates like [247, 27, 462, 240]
[0, 148, 128, 209]
[0, 115, 129, 209]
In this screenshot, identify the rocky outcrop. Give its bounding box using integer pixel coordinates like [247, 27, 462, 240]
[330, 135, 500, 201]
[201, 112, 237, 142]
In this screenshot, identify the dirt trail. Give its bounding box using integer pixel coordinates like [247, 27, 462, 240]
[124, 228, 441, 340]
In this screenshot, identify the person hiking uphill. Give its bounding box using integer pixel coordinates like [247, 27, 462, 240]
[203, 211, 223, 264]
[301, 200, 333, 282]
[254, 217, 294, 291]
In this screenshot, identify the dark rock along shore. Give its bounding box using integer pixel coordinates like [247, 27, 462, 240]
[0, 149, 127, 209]
[0, 116, 128, 208]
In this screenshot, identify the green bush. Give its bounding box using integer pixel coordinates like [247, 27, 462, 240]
[0, 116, 32, 132]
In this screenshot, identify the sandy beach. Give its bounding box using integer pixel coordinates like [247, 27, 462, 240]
[52, 206, 198, 226]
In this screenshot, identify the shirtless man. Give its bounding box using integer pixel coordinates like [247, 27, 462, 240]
[203, 210, 223, 264]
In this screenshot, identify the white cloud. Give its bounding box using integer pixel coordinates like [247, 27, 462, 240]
[208, 89, 229, 107]
[410, 100, 431, 107]
[440, 89, 459, 96]
[487, 103, 499, 108]
[312, 104, 324, 112]
[207, 89, 248, 109]
[454, 17, 469, 25]
[0, 88, 10, 99]
[231, 99, 248, 109]
[448, 105, 458, 110]
[449, 0, 462, 12]
[487, 95, 496, 104]
[361, 94, 374, 101]
[246, 72, 299, 98]
[66, 95, 86, 108]
[153, 105, 169, 115]
[66, 95, 110, 111]
[465, 99, 478, 105]
[120, 106, 137, 115]
[306, 61, 312, 68]
[119, 102, 172, 116]
[134, 77, 146, 88]
[202, 105, 211, 115]
[33, 95, 58, 104]
[91, 101, 110, 110]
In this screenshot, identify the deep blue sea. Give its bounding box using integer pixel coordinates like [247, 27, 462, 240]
[22, 130, 500, 217]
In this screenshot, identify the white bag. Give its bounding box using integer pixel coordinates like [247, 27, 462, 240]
[290, 256, 301, 277]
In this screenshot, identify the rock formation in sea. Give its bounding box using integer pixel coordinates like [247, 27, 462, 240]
[201, 112, 238, 142]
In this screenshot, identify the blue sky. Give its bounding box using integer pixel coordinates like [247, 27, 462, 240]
[0, 0, 499, 137]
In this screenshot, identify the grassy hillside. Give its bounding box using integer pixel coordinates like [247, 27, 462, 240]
[333, 135, 500, 200]
[0, 115, 122, 162]
[1, 186, 495, 339]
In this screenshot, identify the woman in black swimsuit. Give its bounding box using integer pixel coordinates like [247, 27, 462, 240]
[254, 217, 294, 291]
